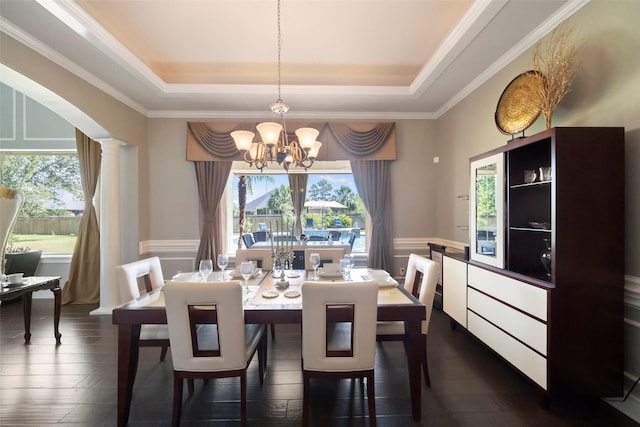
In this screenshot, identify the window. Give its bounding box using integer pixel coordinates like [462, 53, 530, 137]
[226, 163, 367, 253]
[1, 153, 81, 254]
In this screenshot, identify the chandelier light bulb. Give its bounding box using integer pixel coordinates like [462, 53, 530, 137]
[256, 122, 283, 147]
[230, 130, 255, 153]
[295, 127, 319, 151]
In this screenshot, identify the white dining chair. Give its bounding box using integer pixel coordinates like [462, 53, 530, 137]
[303, 248, 345, 270]
[376, 253, 439, 386]
[115, 257, 170, 361]
[235, 248, 274, 270]
[163, 280, 267, 427]
[301, 279, 378, 426]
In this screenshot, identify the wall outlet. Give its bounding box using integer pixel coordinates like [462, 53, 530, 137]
[399, 268, 406, 276]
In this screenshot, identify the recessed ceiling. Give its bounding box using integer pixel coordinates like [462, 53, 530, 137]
[0, 0, 581, 119]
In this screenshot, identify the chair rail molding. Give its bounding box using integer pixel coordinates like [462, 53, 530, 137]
[139, 240, 200, 254]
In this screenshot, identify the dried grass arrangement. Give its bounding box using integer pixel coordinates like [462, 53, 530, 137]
[531, 24, 581, 129]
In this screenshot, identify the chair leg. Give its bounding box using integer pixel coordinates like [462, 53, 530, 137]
[240, 371, 247, 427]
[302, 371, 310, 427]
[160, 344, 169, 362]
[366, 372, 376, 427]
[172, 374, 183, 427]
[422, 335, 431, 387]
[270, 323, 276, 340]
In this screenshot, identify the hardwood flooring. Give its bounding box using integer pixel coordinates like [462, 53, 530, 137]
[0, 298, 637, 426]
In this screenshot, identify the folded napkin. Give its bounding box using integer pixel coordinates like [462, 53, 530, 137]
[317, 267, 342, 278]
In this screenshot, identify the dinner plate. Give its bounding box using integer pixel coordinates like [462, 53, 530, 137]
[284, 289, 300, 298]
[262, 290, 279, 298]
[286, 273, 300, 278]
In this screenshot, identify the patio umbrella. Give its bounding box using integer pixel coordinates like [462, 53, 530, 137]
[303, 200, 347, 210]
[303, 200, 347, 225]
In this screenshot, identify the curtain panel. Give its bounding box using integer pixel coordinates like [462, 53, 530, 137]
[194, 161, 232, 266]
[351, 160, 393, 271]
[62, 129, 101, 304]
[288, 174, 308, 236]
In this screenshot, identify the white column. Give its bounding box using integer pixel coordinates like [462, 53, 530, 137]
[91, 139, 123, 315]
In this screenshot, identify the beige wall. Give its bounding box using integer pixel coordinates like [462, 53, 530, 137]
[436, 0, 640, 276]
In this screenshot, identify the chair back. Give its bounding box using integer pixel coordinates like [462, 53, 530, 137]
[403, 254, 440, 333]
[304, 248, 345, 270]
[116, 256, 165, 303]
[235, 248, 274, 270]
[241, 233, 255, 248]
[4, 250, 42, 276]
[163, 280, 247, 372]
[305, 217, 314, 228]
[302, 280, 378, 371]
[328, 230, 341, 241]
[252, 230, 268, 242]
[258, 223, 268, 231]
[348, 233, 357, 250]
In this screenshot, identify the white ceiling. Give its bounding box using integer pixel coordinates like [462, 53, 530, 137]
[0, 0, 584, 120]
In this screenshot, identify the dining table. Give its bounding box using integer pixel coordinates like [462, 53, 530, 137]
[111, 268, 426, 426]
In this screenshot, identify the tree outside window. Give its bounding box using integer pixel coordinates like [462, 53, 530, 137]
[1, 154, 82, 254]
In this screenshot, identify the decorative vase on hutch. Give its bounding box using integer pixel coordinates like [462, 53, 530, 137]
[540, 237, 551, 278]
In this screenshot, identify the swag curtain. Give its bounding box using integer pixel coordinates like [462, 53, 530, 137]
[62, 129, 101, 304]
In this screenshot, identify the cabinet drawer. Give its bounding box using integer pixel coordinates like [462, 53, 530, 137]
[468, 311, 547, 390]
[442, 256, 467, 327]
[468, 265, 547, 321]
[468, 288, 547, 355]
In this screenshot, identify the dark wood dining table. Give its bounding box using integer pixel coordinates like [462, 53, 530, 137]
[111, 269, 426, 426]
[0, 276, 62, 344]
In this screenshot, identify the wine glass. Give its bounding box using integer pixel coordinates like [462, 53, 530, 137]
[345, 253, 356, 269]
[240, 261, 254, 294]
[199, 259, 213, 281]
[339, 258, 352, 281]
[217, 254, 229, 280]
[309, 253, 321, 280]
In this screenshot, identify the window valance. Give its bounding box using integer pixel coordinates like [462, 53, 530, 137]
[186, 122, 396, 161]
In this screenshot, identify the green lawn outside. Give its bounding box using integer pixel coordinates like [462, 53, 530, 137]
[7, 234, 76, 254]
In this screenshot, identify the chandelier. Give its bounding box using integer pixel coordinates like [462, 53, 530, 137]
[231, 0, 322, 172]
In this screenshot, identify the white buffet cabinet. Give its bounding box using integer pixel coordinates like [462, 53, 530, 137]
[443, 254, 550, 390]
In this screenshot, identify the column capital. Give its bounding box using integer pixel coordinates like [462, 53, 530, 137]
[95, 138, 125, 150]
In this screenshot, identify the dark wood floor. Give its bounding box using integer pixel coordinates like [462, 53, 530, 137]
[0, 298, 637, 426]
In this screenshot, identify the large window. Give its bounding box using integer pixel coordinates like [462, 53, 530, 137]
[1, 153, 81, 254]
[227, 167, 367, 253]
